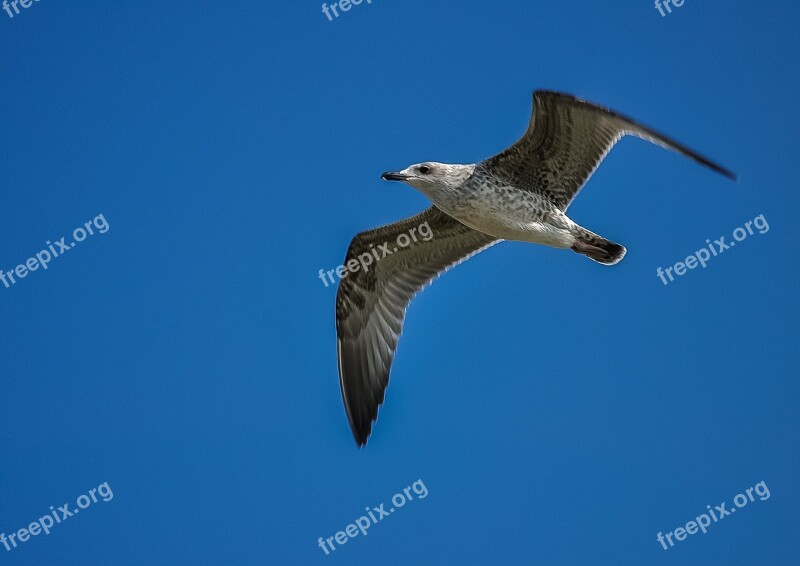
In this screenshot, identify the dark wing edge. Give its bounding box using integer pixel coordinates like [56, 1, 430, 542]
[547, 91, 738, 181]
[335, 206, 499, 447]
[483, 90, 736, 210]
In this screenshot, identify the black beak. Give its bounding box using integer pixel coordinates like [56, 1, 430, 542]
[381, 171, 408, 182]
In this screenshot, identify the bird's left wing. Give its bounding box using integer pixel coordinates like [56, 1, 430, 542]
[336, 206, 499, 447]
[482, 90, 736, 211]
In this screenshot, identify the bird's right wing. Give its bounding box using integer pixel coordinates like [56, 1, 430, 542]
[336, 206, 499, 447]
[482, 90, 736, 211]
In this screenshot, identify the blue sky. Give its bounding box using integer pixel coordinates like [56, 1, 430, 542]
[1, 1, 798, 564]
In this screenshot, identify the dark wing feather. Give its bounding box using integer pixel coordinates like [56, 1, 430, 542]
[482, 90, 736, 210]
[335, 206, 498, 446]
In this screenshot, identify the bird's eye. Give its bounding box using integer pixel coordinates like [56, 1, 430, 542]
[418, 165, 431, 174]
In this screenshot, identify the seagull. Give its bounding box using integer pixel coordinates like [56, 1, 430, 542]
[336, 90, 735, 447]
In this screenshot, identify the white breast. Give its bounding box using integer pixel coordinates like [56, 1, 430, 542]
[430, 183, 576, 248]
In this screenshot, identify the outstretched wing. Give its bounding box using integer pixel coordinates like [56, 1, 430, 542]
[482, 90, 736, 210]
[336, 206, 498, 447]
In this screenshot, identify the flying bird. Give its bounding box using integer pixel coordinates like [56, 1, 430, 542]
[336, 90, 735, 446]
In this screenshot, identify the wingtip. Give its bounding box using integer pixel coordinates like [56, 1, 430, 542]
[716, 165, 738, 182]
[349, 417, 372, 447]
[707, 160, 737, 181]
[531, 89, 739, 184]
[353, 431, 369, 448]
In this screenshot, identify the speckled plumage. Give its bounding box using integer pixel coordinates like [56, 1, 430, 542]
[336, 90, 735, 447]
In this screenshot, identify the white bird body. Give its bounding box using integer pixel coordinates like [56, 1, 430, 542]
[404, 164, 578, 249]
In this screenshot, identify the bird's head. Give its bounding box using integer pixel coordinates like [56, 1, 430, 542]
[381, 162, 475, 197]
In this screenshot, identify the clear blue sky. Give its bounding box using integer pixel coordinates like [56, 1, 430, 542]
[1, 1, 798, 564]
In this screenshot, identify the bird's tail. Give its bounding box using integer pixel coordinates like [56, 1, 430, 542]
[571, 228, 627, 266]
